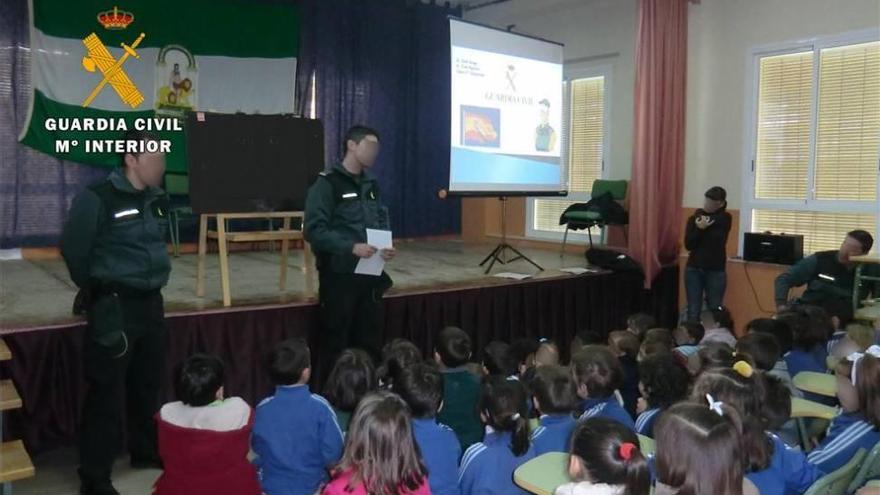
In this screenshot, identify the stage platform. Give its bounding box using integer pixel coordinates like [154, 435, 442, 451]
[0, 239, 679, 453]
[5, 239, 603, 332]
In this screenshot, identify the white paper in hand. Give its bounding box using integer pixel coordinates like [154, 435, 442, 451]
[355, 229, 393, 276]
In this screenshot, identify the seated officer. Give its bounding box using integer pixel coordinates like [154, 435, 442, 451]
[775, 230, 877, 313]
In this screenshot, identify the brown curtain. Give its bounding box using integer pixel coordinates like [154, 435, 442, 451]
[628, 0, 691, 287]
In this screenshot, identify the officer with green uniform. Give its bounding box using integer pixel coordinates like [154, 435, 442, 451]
[304, 126, 395, 373]
[61, 130, 170, 495]
[775, 230, 878, 314]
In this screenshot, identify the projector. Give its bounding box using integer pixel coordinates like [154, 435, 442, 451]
[743, 232, 804, 265]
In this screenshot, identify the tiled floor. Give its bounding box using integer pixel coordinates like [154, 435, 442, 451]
[13, 447, 161, 495]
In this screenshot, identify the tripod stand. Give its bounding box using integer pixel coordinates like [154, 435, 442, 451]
[479, 196, 544, 274]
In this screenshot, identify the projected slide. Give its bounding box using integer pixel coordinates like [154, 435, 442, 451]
[449, 19, 565, 195]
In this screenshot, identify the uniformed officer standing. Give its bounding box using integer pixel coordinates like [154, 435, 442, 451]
[304, 125, 395, 374]
[61, 130, 171, 495]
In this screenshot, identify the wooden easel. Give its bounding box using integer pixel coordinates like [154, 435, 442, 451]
[195, 211, 314, 307]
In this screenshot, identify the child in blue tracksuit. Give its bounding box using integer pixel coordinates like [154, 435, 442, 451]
[778, 307, 834, 405]
[808, 347, 880, 473]
[527, 365, 577, 455]
[692, 363, 821, 495]
[459, 377, 536, 495]
[635, 352, 690, 438]
[747, 433, 822, 495]
[395, 363, 461, 495]
[252, 338, 344, 495]
[570, 345, 635, 431]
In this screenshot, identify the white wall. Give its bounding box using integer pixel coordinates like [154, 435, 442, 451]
[465, 0, 880, 209]
[685, 0, 880, 208]
[464, 0, 637, 182]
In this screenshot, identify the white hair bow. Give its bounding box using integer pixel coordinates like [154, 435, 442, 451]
[706, 394, 724, 417]
[846, 345, 880, 385]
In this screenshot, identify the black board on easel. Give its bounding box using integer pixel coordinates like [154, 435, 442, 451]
[185, 112, 325, 215]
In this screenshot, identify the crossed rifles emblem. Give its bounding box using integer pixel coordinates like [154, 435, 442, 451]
[81, 32, 146, 108]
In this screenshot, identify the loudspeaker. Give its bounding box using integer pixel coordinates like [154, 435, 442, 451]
[743, 232, 804, 265]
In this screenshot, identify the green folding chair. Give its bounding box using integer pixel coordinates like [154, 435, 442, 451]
[791, 396, 838, 452]
[848, 441, 880, 494]
[514, 452, 570, 495]
[793, 371, 838, 398]
[638, 434, 655, 456]
[559, 179, 628, 253]
[804, 449, 866, 495]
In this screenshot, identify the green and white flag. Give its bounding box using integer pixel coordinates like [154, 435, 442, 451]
[19, 0, 299, 172]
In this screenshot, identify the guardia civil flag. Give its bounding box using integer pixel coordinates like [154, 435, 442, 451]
[19, 0, 299, 172]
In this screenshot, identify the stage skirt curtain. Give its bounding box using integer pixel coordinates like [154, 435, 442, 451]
[294, 0, 462, 239]
[1, 266, 678, 453]
[627, 0, 691, 287]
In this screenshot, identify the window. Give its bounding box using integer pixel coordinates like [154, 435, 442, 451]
[527, 68, 609, 240]
[745, 35, 879, 255]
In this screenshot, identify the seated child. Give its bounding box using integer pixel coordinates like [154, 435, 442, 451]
[395, 363, 461, 495]
[323, 348, 378, 432]
[377, 338, 422, 390]
[807, 346, 880, 473]
[459, 377, 536, 495]
[696, 343, 736, 374]
[510, 338, 540, 378]
[748, 317, 797, 392]
[528, 365, 577, 454]
[482, 340, 518, 379]
[829, 323, 876, 367]
[654, 401, 759, 495]
[626, 313, 657, 340]
[635, 352, 689, 438]
[535, 339, 561, 368]
[672, 321, 706, 363]
[699, 306, 737, 348]
[608, 330, 641, 419]
[777, 306, 830, 377]
[777, 306, 834, 405]
[155, 354, 259, 495]
[691, 363, 820, 495]
[736, 332, 798, 397]
[253, 339, 345, 495]
[554, 418, 650, 495]
[570, 331, 604, 363]
[571, 345, 635, 430]
[638, 328, 674, 362]
[323, 392, 430, 495]
[434, 326, 483, 449]
[761, 373, 801, 447]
